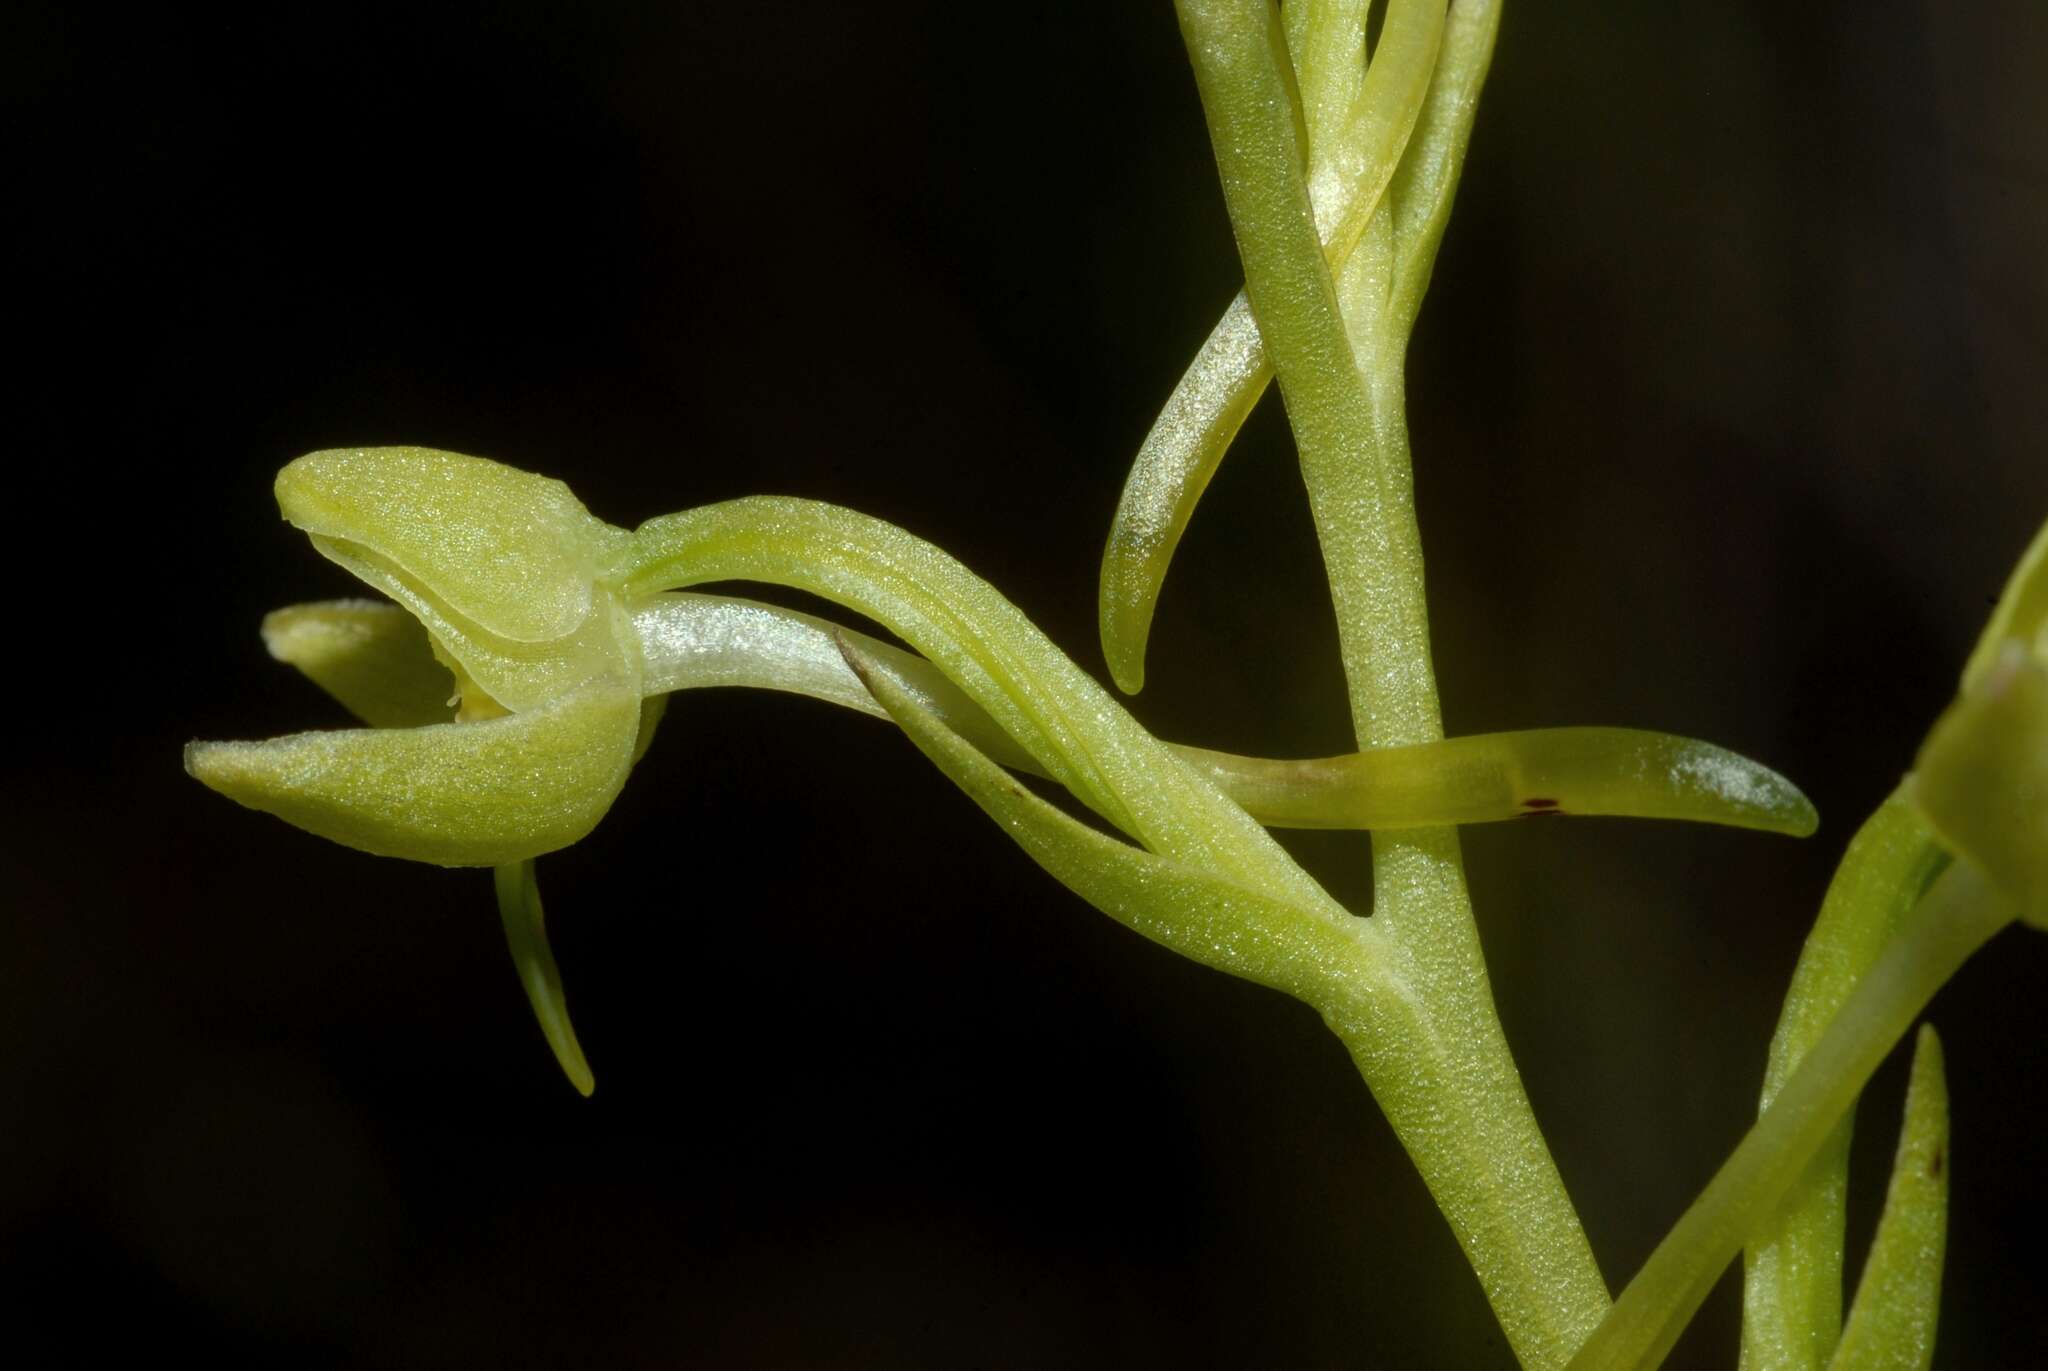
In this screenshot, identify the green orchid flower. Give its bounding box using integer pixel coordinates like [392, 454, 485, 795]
[190, 446, 1815, 1100]
[187, 448, 652, 866]
[186, 448, 661, 1094]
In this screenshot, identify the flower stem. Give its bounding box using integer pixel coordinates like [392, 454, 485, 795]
[1171, 3, 1609, 1365]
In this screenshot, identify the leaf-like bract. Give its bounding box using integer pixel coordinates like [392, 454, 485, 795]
[1828, 1026, 1947, 1371]
[839, 633, 1367, 1004]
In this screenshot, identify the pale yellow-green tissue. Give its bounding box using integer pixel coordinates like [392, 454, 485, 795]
[187, 448, 648, 868]
[185, 678, 642, 867]
[1913, 642, 2048, 928]
[190, 446, 1824, 1102]
[1911, 520, 2048, 927]
[259, 600, 455, 730]
[195, 448, 1820, 869]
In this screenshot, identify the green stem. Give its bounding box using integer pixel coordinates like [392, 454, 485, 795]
[1567, 861, 2013, 1371]
[1171, 3, 1609, 1365]
[1098, 0, 1497, 697]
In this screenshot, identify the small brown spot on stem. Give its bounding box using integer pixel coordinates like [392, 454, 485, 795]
[1928, 1146, 1945, 1179]
[1521, 797, 1561, 810]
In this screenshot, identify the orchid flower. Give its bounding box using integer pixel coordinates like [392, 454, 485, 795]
[185, 449, 661, 1095]
[190, 446, 1814, 1097]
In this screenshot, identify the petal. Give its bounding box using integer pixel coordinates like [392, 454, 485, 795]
[631, 592, 1040, 772]
[1958, 518, 2048, 695]
[261, 599, 455, 729]
[319, 563, 636, 714]
[635, 594, 1816, 837]
[1283, 0, 1367, 158]
[618, 496, 1349, 920]
[185, 677, 642, 867]
[839, 632, 1365, 1005]
[1098, 295, 1268, 695]
[277, 447, 626, 644]
[1383, 0, 1501, 330]
[1098, 0, 1454, 696]
[1912, 641, 2048, 926]
[631, 692, 668, 766]
[1178, 727, 1818, 836]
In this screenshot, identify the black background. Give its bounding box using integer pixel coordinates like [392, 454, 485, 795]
[9, 2, 2047, 1366]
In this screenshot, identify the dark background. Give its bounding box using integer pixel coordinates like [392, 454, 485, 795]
[9, 2, 2046, 1366]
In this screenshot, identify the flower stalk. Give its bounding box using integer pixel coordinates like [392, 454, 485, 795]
[1170, 1, 1608, 1363]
